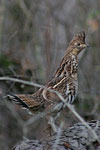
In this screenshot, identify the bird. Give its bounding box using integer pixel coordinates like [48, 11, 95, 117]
[7, 31, 88, 118]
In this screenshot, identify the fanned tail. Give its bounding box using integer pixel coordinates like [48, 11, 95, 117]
[7, 94, 29, 109]
[7, 93, 41, 111]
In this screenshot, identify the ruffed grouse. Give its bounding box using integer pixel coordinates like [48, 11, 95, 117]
[7, 31, 88, 115]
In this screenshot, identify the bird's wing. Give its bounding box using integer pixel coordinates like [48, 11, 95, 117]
[42, 76, 68, 101]
[43, 76, 77, 104]
[54, 56, 70, 78]
[46, 77, 64, 87]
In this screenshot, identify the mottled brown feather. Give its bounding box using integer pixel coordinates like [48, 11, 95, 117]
[7, 31, 87, 113]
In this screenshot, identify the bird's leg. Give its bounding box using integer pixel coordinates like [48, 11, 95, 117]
[54, 111, 61, 121]
[48, 102, 64, 133]
[43, 116, 58, 135]
[43, 111, 62, 134]
[48, 116, 58, 133]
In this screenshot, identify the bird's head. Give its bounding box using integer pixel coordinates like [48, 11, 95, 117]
[68, 31, 88, 55]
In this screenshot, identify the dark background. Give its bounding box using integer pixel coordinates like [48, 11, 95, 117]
[0, 0, 100, 149]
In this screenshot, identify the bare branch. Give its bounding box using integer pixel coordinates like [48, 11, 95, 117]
[0, 76, 44, 88]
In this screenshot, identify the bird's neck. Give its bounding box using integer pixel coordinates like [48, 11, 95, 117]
[69, 54, 78, 77]
[54, 54, 78, 78]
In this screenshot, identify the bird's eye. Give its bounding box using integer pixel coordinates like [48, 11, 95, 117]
[77, 43, 80, 46]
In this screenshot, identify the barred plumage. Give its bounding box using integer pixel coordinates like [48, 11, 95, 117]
[7, 31, 88, 114]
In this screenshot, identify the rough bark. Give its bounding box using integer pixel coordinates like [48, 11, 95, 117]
[13, 120, 100, 150]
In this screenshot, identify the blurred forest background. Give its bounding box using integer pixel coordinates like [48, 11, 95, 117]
[0, 0, 100, 149]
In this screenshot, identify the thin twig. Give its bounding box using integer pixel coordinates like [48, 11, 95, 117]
[17, 0, 32, 20]
[0, 76, 44, 88]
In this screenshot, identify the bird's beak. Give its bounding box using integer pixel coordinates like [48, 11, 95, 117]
[82, 44, 90, 48]
[81, 44, 87, 48]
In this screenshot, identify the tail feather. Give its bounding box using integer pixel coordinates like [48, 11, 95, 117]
[7, 93, 41, 111]
[7, 94, 29, 109]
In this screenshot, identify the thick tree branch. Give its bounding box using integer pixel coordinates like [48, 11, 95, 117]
[13, 120, 100, 150]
